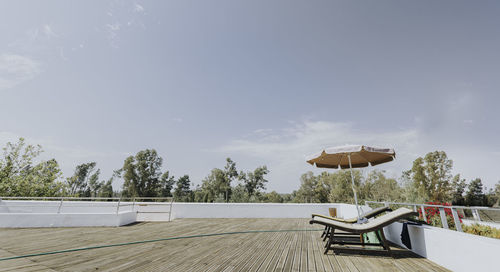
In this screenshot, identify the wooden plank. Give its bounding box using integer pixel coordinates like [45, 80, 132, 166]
[312, 229, 339, 272]
[0, 219, 451, 272]
[250, 231, 287, 272]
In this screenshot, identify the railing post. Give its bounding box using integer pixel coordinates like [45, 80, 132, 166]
[116, 198, 121, 215]
[57, 198, 64, 214]
[384, 202, 388, 207]
[472, 209, 482, 221]
[168, 197, 174, 222]
[420, 205, 427, 222]
[439, 207, 449, 229]
[413, 205, 417, 212]
[451, 208, 463, 232]
[132, 197, 136, 213]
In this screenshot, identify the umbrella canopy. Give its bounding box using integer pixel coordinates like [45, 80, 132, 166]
[306, 145, 395, 169]
[306, 145, 395, 223]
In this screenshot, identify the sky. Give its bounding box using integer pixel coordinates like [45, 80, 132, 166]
[1, 0, 500, 193]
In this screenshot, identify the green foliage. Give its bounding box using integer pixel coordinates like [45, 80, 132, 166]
[174, 175, 192, 201]
[66, 162, 115, 198]
[228, 184, 250, 203]
[294, 171, 332, 203]
[427, 214, 459, 230]
[3, 137, 497, 209]
[495, 181, 500, 206]
[0, 138, 66, 197]
[239, 165, 269, 196]
[292, 169, 405, 204]
[327, 170, 363, 204]
[463, 223, 500, 239]
[98, 178, 114, 198]
[294, 172, 320, 203]
[450, 174, 467, 205]
[66, 162, 100, 197]
[485, 181, 500, 207]
[196, 158, 238, 202]
[159, 171, 175, 197]
[362, 170, 402, 202]
[193, 160, 269, 203]
[198, 168, 229, 202]
[465, 178, 486, 206]
[117, 149, 168, 198]
[261, 191, 284, 203]
[402, 151, 453, 202]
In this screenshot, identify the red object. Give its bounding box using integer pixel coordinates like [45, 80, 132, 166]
[417, 202, 463, 224]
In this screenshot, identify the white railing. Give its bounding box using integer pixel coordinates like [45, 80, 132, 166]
[0, 197, 174, 220]
[366, 200, 500, 232]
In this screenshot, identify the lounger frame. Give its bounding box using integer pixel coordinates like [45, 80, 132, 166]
[310, 208, 418, 257]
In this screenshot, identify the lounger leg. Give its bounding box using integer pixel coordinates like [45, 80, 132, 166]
[378, 229, 393, 258]
[324, 228, 335, 254]
[360, 234, 364, 247]
[323, 226, 330, 241]
[321, 226, 328, 238]
[324, 227, 331, 248]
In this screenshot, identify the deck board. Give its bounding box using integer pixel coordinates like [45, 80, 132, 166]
[0, 218, 449, 272]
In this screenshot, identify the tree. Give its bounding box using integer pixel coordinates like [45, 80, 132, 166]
[223, 158, 238, 201]
[97, 178, 114, 198]
[450, 174, 467, 205]
[291, 170, 364, 204]
[66, 162, 100, 197]
[485, 187, 498, 207]
[174, 175, 192, 201]
[403, 151, 453, 202]
[494, 181, 500, 207]
[66, 162, 117, 198]
[195, 158, 239, 202]
[198, 168, 226, 202]
[295, 172, 321, 203]
[229, 184, 250, 203]
[0, 138, 65, 197]
[261, 191, 284, 203]
[159, 171, 175, 197]
[363, 170, 402, 202]
[117, 149, 164, 198]
[327, 170, 363, 204]
[465, 178, 486, 206]
[239, 166, 269, 197]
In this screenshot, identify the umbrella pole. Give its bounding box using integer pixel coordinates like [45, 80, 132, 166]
[348, 154, 362, 223]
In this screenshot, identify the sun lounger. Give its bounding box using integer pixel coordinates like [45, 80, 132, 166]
[310, 207, 418, 256]
[312, 206, 392, 241]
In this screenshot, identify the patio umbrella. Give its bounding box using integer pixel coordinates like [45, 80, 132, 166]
[306, 145, 395, 223]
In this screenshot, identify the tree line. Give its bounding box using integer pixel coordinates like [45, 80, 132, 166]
[293, 151, 500, 207]
[0, 138, 273, 202]
[1, 138, 499, 206]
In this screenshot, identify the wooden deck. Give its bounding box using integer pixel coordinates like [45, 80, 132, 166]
[0, 218, 449, 272]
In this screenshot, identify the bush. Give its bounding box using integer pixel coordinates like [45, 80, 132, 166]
[463, 224, 500, 239]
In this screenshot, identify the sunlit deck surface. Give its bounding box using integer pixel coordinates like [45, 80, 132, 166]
[0, 219, 449, 272]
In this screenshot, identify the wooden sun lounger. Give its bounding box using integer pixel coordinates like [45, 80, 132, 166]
[310, 207, 418, 256]
[312, 206, 392, 241]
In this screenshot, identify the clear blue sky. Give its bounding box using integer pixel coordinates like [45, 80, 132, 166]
[1, 0, 499, 192]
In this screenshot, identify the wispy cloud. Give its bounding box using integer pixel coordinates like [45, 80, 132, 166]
[217, 121, 419, 158]
[103, 2, 147, 47]
[134, 3, 145, 13]
[42, 24, 58, 39]
[0, 54, 41, 90]
[105, 22, 121, 47]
